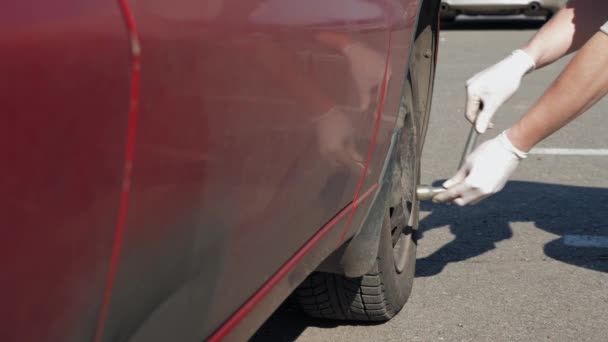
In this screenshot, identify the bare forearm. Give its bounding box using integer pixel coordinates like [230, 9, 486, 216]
[508, 32, 608, 151]
[522, 0, 608, 68]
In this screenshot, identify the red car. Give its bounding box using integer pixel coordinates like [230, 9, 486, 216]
[1, 0, 439, 340]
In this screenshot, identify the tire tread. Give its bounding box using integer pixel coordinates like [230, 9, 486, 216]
[295, 267, 396, 321]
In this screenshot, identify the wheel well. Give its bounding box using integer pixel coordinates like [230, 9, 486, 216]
[317, 0, 440, 278]
[408, 0, 440, 149]
[392, 0, 440, 209]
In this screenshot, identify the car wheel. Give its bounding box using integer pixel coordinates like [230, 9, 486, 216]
[295, 199, 417, 321]
[295, 0, 437, 321]
[295, 107, 420, 321]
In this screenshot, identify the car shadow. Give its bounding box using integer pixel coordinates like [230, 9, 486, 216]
[440, 16, 546, 30]
[253, 181, 608, 341]
[251, 298, 383, 342]
[250, 301, 333, 342]
[417, 180, 608, 277]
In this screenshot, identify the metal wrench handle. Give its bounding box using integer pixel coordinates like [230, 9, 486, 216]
[459, 125, 479, 169]
[416, 125, 479, 201]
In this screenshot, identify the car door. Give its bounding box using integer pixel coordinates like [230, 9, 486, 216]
[96, 0, 400, 340]
[0, 1, 132, 341]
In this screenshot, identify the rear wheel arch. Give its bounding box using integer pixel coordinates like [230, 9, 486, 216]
[317, 0, 440, 278]
[295, 0, 440, 322]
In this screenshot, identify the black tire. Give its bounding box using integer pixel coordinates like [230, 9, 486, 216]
[295, 205, 417, 321]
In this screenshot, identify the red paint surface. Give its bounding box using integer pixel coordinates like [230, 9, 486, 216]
[100, 1, 400, 339]
[1, 0, 421, 340]
[208, 184, 379, 342]
[339, 31, 393, 245]
[93, 1, 141, 341]
[0, 1, 133, 340]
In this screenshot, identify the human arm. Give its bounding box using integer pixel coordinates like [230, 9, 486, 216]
[466, 0, 608, 133]
[522, 0, 608, 69]
[508, 30, 608, 151]
[435, 30, 608, 205]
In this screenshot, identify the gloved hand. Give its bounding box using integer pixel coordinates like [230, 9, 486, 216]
[433, 131, 528, 206]
[342, 42, 391, 111]
[466, 49, 536, 133]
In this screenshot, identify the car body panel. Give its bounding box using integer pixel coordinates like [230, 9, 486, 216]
[99, 1, 389, 340]
[2, 0, 426, 341]
[0, 1, 132, 341]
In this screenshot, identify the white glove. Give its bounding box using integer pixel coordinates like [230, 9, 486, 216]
[342, 42, 391, 111]
[466, 49, 536, 133]
[433, 131, 528, 206]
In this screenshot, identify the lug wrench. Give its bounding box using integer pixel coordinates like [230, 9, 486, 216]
[416, 126, 479, 201]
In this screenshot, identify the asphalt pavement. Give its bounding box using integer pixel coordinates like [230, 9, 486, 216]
[254, 17, 608, 342]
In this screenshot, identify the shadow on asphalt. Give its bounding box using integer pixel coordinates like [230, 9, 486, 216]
[440, 16, 545, 30]
[250, 303, 332, 342]
[253, 181, 608, 341]
[417, 180, 608, 276]
[251, 299, 383, 342]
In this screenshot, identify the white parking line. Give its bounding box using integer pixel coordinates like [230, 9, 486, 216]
[530, 148, 608, 156]
[563, 235, 608, 248]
